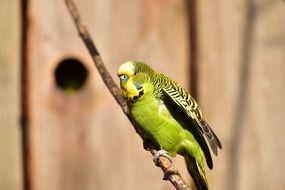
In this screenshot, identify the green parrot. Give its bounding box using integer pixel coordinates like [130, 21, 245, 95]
[117, 61, 222, 190]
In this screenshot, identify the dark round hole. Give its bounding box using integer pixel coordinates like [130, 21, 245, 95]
[55, 58, 88, 93]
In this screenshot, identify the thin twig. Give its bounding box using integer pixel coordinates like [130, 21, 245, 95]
[64, 0, 191, 189]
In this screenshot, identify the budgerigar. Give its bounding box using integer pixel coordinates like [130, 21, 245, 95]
[117, 61, 222, 190]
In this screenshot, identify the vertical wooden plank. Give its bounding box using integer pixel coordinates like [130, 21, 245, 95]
[197, 0, 285, 190]
[239, 1, 285, 190]
[27, 0, 190, 190]
[0, 0, 23, 190]
[197, 0, 246, 189]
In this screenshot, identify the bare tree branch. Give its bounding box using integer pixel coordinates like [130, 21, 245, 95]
[64, 0, 192, 189]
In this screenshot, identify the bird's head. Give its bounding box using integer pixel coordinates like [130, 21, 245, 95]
[117, 61, 154, 102]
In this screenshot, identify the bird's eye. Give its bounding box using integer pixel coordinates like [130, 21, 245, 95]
[119, 75, 129, 81]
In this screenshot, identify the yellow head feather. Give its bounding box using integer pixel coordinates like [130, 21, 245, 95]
[118, 61, 140, 101]
[117, 61, 135, 76]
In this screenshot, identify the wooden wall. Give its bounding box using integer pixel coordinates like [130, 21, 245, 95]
[0, 0, 285, 190]
[26, 0, 189, 190]
[197, 0, 285, 190]
[0, 0, 23, 190]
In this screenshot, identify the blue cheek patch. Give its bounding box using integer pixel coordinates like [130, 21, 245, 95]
[134, 82, 143, 90]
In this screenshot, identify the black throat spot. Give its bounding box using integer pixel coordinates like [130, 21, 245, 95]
[129, 89, 144, 102]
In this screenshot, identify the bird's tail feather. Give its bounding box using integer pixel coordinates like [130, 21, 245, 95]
[185, 156, 208, 190]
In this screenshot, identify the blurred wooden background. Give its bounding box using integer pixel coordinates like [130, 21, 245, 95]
[0, 0, 285, 190]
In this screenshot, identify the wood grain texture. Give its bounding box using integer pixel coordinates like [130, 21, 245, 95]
[27, 0, 190, 189]
[197, 1, 246, 189]
[239, 1, 285, 190]
[197, 0, 285, 189]
[0, 1, 23, 190]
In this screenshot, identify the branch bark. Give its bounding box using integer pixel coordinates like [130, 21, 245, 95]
[64, 0, 192, 189]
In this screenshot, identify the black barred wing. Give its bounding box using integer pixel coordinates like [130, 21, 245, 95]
[162, 86, 222, 158]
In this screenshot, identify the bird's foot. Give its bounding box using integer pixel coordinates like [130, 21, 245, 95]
[153, 150, 173, 166]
